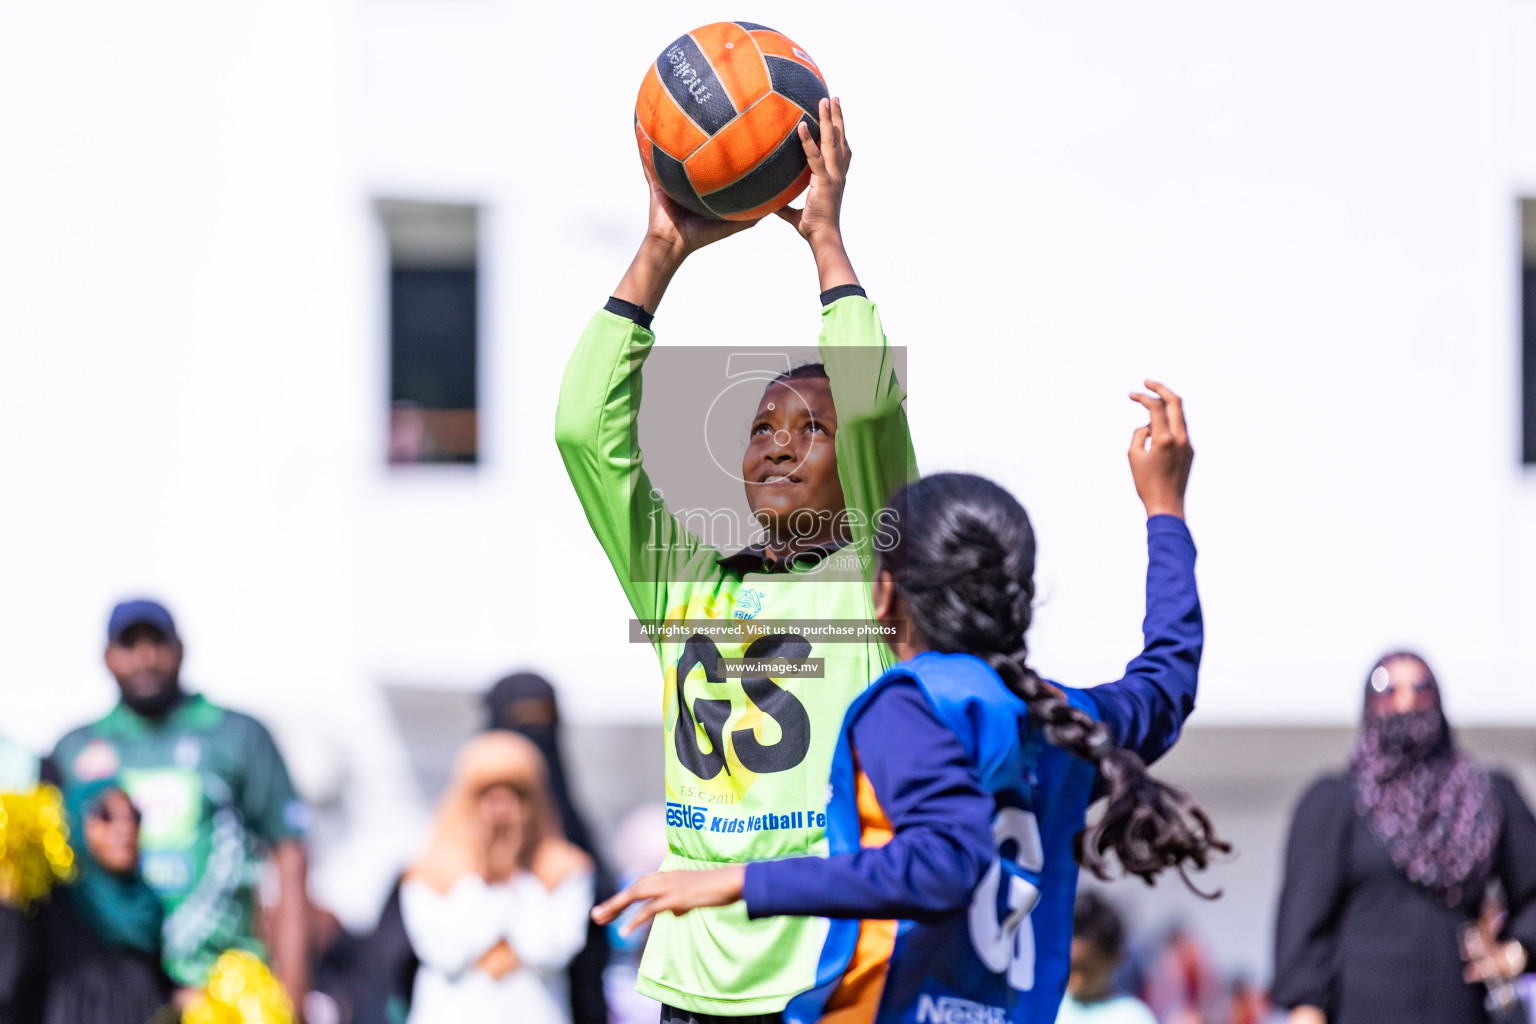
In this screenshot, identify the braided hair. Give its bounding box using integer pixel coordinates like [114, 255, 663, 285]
[880, 473, 1228, 893]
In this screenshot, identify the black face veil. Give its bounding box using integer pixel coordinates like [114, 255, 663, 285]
[484, 672, 594, 857]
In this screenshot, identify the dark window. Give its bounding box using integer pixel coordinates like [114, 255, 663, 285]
[1525, 200, 1536, 465]
[378, 200, 479, 465]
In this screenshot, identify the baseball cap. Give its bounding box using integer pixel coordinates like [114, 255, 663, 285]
[107, 599, 178, 644]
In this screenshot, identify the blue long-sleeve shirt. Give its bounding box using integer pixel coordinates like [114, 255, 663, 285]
[1086, 515, 1203, 770]
[742, 514, 1202, 920]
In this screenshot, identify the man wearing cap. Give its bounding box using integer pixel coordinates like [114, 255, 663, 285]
[51, 599, 312, 1011]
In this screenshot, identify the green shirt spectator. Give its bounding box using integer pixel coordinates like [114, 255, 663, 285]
[50, 599, 311, 1003]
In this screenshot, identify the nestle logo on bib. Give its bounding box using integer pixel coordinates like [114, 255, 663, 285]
[915, 995, 1007, 1024]
[666, 802, 828, 836]
[665, 802, 707, 830]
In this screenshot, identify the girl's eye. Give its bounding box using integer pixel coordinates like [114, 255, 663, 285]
[752, 422, 772, 435]
[805, 421, 827, 434]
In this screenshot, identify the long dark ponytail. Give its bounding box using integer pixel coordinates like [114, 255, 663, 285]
[880, 473, 1228, 892]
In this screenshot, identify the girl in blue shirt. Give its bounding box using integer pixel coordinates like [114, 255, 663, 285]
[595, 382, 1226, 1023]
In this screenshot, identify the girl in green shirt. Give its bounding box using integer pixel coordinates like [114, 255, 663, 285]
[556, 97, 913, 1019]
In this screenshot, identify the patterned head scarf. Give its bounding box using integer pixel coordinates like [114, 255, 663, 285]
[1349, 652, 1501, 907]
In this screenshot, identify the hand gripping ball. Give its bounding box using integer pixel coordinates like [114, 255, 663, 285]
[636, 23, 829, 221]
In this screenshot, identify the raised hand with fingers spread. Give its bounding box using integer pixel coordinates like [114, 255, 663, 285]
[776, 96, 858, 292]
[1128, 380, 1193, 519]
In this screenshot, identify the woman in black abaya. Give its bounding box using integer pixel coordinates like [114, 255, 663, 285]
[1272, 652, 1536, 1024]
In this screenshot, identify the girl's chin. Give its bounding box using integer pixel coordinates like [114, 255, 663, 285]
[743, 503, 817, 528]
[750, 497, 807, 518]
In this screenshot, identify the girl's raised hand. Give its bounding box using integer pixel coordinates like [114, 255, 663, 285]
[590, 865, 746, 935]
[1128, 381, 1193, 519]
[616, 181, 760, 312]
[646, 179, 760, 258]
[777, 96, 851, 245]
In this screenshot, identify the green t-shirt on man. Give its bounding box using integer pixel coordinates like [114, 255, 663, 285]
[52, 693, 308, 986]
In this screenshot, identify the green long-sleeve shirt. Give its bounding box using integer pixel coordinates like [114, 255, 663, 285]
[555, 288, 915, 1014]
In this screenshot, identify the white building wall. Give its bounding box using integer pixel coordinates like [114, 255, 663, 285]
[352, 0, 1536, 729]
[4, 0, 1536, 936]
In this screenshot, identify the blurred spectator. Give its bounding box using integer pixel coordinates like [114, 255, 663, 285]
[50, 599, 312, 1005]
[1272, 652, 1536, 1024]
[484, 673, 595, 855]
[1144, 925, 1226, 1024]
[1059, 891, 1157, 1024]
[36, 779, 173, 1024]
[400, 732, 592, 1024]
[0, 735, 44, 1024]
[484, 672, 611, 1024]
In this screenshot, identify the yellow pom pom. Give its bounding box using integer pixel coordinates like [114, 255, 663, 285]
[0, 785, 75, 909]
[184, 951, 293, 1024]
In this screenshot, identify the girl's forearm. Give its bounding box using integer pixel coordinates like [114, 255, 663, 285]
[810, 231, 858, 293]
[614, 237, 686, 314]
